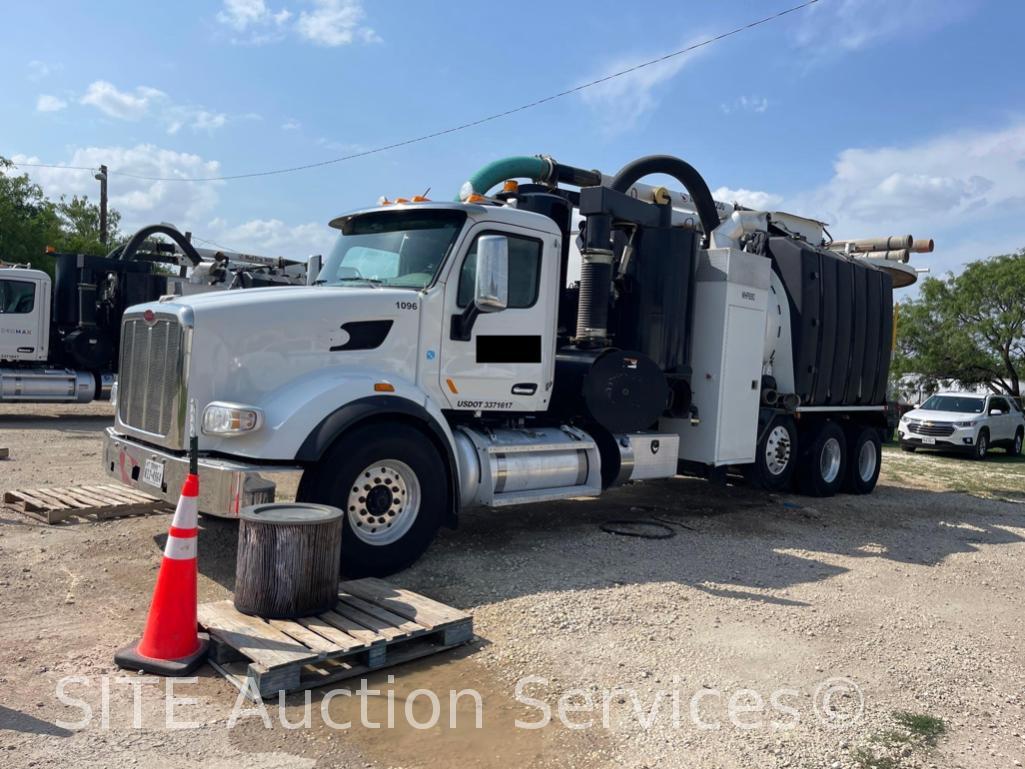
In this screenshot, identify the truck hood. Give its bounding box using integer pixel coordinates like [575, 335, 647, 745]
[139, 284, 423, 413]
[157, 284, 409, 314]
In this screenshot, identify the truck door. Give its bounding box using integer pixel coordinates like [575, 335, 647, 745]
[438, 224, 558, 413]
[0, 273, 48, 362]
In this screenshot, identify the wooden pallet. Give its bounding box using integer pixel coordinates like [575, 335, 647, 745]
[2, 484, 164, 524]
[199, 577, 474, 699]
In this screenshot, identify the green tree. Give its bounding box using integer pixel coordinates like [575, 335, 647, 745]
[0, 156, 122, 276]
[0, 156, 61, 272]
[54, 194, 122, 256]
[893, 250, 1025, 396]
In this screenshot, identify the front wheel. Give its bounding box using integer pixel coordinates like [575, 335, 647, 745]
[798, 421, 847, 497]
[297, 422, 448, 577]
[844, 426, 882, 494]
[972, 429, 989, 461]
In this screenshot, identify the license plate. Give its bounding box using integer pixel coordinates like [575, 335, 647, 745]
[142, 458, 165, 488]
[921, 436, 936, 445]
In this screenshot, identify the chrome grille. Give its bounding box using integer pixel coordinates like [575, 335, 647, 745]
[117, 316, 185, 440]
[908, 421, 955, 437]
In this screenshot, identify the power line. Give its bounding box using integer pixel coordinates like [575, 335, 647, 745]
[12, 0, 821, 184]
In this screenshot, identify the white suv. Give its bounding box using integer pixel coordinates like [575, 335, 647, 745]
[898, 392, 1024, 460]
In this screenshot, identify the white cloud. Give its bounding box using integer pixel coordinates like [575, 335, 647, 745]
[36, 94, 67, 113]
[281, 118, 301, 131]
[8, 146, 329, 262]
[712, 186, 783, 210]
[296, 0, 375, 46]
[794, 0, 973, 53]
[792, 121, 1025, 238]
[205, 217, 331, 259]
[27, 60, 57, 81]
[579, 36, 710, 133]
[80, 81, 166, 120]
[167, 107, 229, 135]
[216, 0, 376, 46]
[10, 145, 223, 229]
[218, 0, 291, 30]
[720, 95, 769, 115]
[78, 80, 228, 135]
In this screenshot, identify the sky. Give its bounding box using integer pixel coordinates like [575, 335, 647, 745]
[2, 0, 1025, 292]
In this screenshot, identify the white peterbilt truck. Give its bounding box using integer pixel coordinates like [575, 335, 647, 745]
[102, 154, 925, 576]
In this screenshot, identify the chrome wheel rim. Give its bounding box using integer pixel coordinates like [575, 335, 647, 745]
[347, 459, 420, 546]
[1016, 434, 1022, 454]
[858, 440, 877, 482]
[764, 425, 792, 476]
[820, 437, 842, 484]
[977, 435, 987, 456]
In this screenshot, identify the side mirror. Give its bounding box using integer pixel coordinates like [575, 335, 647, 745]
[989, 408, 1003, 416]
[473, 235, 508, 313]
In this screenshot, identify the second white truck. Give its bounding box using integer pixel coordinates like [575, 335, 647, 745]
[102, 154, 925, 575]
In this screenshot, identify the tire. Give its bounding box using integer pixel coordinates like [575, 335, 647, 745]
[843, 426, 882, 494]
[798, 421, 847, 497]
[972, 428, 989, 461]
[297, 422, 447, 577]
[900, 444, 916, 453]
[1009, 428, 1023, 457]
[743, 416, 798, 492]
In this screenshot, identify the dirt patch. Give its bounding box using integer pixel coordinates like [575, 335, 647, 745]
[2, 407, 1024, 768]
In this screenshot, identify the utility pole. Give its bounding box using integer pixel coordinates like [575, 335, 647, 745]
[94, 165, 108, 245]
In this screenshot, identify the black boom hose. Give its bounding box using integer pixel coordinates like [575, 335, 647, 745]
[107, 224, 204, 267]
[609, 155, 721, 236]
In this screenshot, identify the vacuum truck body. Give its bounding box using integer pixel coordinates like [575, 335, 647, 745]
[101, 155, 925, 575]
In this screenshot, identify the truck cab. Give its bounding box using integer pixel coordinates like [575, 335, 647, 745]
[0, 268, 50, 363]
[105, 200, 584, 575]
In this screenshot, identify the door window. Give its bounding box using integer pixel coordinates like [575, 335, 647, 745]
[457, 233, 542, 309]
[989, 397, 1009, 414]
[0, 279, 35, 314]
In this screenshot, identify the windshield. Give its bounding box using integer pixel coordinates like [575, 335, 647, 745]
[919, 395, 985, 413]
[318, 209, 466, 289]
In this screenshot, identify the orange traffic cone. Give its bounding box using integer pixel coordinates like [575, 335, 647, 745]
[115, 473, 209, 675]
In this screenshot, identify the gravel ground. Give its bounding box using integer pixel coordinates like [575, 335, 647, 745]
[1, 403, 1024, 768]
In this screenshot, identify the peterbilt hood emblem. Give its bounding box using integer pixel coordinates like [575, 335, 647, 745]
[143, 309, 157, 325]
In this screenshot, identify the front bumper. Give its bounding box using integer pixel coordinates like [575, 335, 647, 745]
[102, 428, 303, 517]
[897, 422, 977, 453]
[899, 437, 975, 453]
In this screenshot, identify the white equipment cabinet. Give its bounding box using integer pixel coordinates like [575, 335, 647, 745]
[666, 248, 770, 465]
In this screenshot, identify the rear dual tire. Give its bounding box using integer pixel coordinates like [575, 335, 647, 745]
[798, 421, 847, 497]
[843, 426, 881, 495]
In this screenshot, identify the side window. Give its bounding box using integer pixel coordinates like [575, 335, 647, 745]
[457, 233, 542, 309]
[990, 397, 1008, 414]
[0, 279, 36, 314]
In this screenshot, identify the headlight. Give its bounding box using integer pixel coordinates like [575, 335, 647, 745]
[955, 420, 977, 428]
[202, 402, 263, 435]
